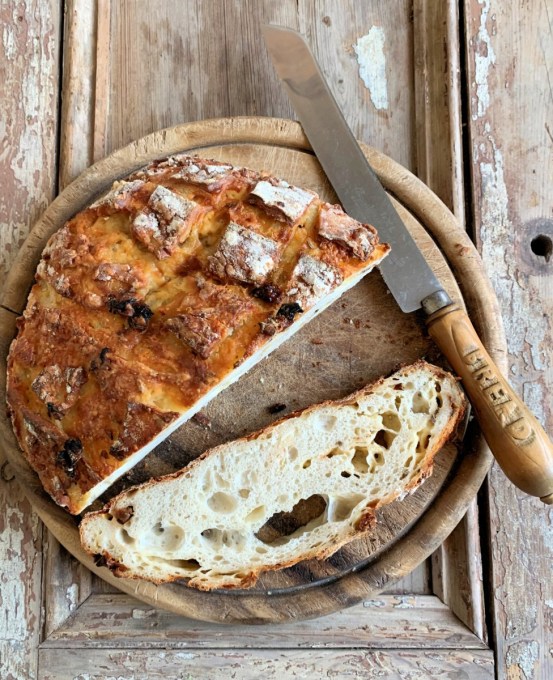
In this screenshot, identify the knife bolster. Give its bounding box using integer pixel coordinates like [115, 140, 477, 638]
[421, 289, 453, 315]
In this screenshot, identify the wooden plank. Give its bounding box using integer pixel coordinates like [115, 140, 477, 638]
[413, 0, 465, 226]
[0, 0, 61, 289]
[102, 0, 299, 157]
[59, 0, 96, 188]
[386, 562, 430, 594]
[41, 593, 487, 649]
[0, 2, 61, 679]
[39, 647, 494, 679]
[2, 117, 490, 624]
[431, 501, 487, 643]
[41, 0, 97, 638]
[463, 1, 553, 678]
[412, 0, 485, 640]
[298, 0, 415, 170]
[41, 532, 92, 639]
[0, 452, 43, 680]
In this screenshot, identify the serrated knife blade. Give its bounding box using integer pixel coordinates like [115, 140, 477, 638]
[261, 23, 447, 313]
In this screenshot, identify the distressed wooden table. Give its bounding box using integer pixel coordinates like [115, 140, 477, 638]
[1, 1, 551, 678]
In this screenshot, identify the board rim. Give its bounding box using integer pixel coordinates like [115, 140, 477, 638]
[0, 117, 506, 624]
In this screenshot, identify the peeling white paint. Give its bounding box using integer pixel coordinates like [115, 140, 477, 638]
[506, 640, 539, 680]
[473, 0, 496, 119]
[74, 675, 132, 680]
[131, 608, 156, 619]
[479, 132, 552, 402]
[65, 583, 79, 612]
[363, 599, 385, 608]
[2, 23, 17, 61]
[354, 27, 389, 111]
[1, 508, 29, 642]
[522, 380, 544, 417]
[394, 596, 415, 609]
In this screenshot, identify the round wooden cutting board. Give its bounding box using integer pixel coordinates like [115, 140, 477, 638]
[0, 118, 506, 624]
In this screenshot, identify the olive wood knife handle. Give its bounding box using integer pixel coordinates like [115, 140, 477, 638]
[426, 303, 553, 504]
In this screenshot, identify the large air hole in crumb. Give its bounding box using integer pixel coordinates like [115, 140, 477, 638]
[119, 529, 135, 545]
[143, 524, 185, 551]
[162, 558, 200, 571]
[201, 528, 246, 550]
[328, 494, 365, 522]
[255, 495, 327, 546]
[322, 415, 337, 430]
[326, 447, 346, 459]
[373, 429, 396, 449]
[382, 411, 401, 432]
[288, 447, 299, 462]
[416, 429, 432, 458]
[207, 491, 238, 514]
[412, 391, 431, 414]
[302, 459, 312, 469]
[245, 505, 266, 524]
[239, 488, 250, 499]
[351, 447, 369, 474]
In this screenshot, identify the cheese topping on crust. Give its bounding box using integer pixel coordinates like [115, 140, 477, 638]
[208, 222, 280, 284]
[286, 255, 343, 309]
[90, 180, 145, 210]
[131, 185, 199, 259]
[318, 202, 378, 260]
[173, 159, 234, 186]
[31, 365, 88, 418]
[249, 179, 317, 224]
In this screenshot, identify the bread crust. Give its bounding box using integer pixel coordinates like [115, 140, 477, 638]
[7, 155, 390, 514]
[80, 360, 466, 590]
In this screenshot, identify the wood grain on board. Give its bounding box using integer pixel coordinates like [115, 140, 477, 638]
[0, 119, 498, 625]
[464, 1, 553, 678]
[0, 2, 61, 680]
[53, 0, 487, 621]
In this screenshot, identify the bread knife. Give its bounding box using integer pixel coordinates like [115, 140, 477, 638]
[262, 24, 553, 504]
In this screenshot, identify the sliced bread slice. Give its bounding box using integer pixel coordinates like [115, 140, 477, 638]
[80, 361, 466, 590]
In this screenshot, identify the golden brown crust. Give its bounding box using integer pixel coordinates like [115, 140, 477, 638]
[8, 155, 390, 514]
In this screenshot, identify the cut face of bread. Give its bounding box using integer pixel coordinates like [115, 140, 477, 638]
[80, 362, 466, 591]
[6, 155, 390, 514]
